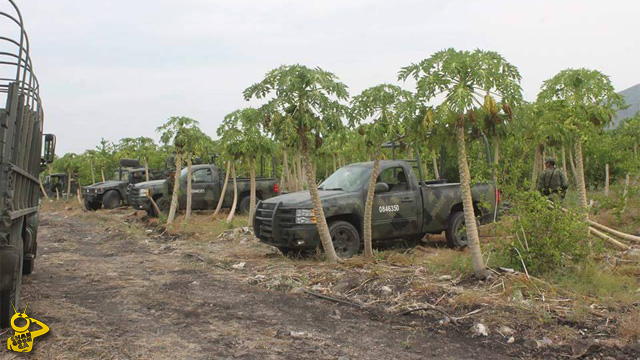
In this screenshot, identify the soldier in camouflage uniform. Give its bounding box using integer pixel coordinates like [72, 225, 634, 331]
[537, 157, 568, 199]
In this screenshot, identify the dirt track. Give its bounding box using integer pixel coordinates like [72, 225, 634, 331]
[5, 209, 517, 359]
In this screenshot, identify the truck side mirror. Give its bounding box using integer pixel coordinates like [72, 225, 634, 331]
[374, 182, 389, 194]
[43, 134, 56, 164]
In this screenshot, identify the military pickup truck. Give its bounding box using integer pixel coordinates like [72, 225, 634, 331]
[83, 159, 169, 210]
[129, 164, 279, 216]
[1, 0, 56, 328]
[254, 160, 498, 258]
[41, 172, 78, 198]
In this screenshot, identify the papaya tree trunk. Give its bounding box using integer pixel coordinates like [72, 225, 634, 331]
[90, 158, 96, 183]
[39, 179, 48, 199]
[226, 162, 238, 223]
[185, 154, 193, 221]
[333, 153, 337, 172]
[76, 188, 82, 205]
[144, 158, 150, 182]
[363, 151, 381, 261]
[213, 160, 231, 218]
[456, 121, 487, 279]
[67, 170, 72, 197]
[249, 155, 257, 227]
[604, 163, 610, 197]
[55, 187, 59, 201]
[622, 174, 630, 214]
[568, 147, 578, 186]
[531, 144, 543, 191]
[574, 135, 589, 212]
[101, 167, 106, 182]
[301, 135, 340, 263]
[167, 151, 182, 225]
[432, 151, 440, 179]
[562, 146, 567, 172]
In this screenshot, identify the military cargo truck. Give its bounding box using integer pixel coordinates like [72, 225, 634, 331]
[83, 159, 169, 210]
[254, 160, 499, 258]
[130, 163, 279, 216]
[0, 0, 56, 328]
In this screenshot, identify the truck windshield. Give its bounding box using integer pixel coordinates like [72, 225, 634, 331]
[318, 165, 372, 192]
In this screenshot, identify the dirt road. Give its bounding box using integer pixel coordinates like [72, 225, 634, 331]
[6, 209, 515, 359]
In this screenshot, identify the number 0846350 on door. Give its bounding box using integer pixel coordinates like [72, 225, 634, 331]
[378, 205, 399, 213]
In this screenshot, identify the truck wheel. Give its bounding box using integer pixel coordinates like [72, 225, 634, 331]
[102, 190, 121, 209]
[22, 256, 34, 275]
[0, 223, 24, 328]
[84, 199, 101, 211]
[445, 211, 478, 249]
[239, 196, 251, 214]
[329, 221, 360, 259]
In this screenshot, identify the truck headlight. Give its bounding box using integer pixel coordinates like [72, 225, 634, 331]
[139, 189, 149, 197]
[295, 209, 316, 224]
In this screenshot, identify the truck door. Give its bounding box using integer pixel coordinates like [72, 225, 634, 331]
[190, 168, 214, 209]
[372, 166, 420, 240]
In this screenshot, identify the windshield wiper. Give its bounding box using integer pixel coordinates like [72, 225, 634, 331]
[322, 187, 343, 191]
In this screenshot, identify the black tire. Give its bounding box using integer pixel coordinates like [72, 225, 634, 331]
[328, 220, 360, 259]
[22, 256, 34, 275]
[445, 211, 479, 249]
[84, 199, 101, 211]
[1, 223, 23, 328]
[102, 190, 121, 209]
[239, 196, 251, 214]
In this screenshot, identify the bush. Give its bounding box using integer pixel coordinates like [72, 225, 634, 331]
[496, 191, 592, 275]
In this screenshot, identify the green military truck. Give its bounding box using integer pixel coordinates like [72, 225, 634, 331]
[1, 0, 56, 328]
[129, 163, 279, 216]
[83, 159, 169, 210]
[254, 160, 499, 258]
[41, 173, 78, 198]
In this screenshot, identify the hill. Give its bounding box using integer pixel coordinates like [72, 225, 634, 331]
[615, 83, 640, 127]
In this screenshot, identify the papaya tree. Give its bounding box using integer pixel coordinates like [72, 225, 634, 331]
[181, 126, 212, 221]
[216, 108, 272, 225]
[244, 64, 348, 263]
[350, 84, 413, 260]
[537, 68, 625, 212]
[156, 116, 200, 225]
[399, 48, 522, 279]
[216, 112, 244, 222]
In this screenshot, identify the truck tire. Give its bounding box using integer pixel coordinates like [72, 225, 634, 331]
[102, 190, 121, 209]
[328, 220, 360, 259]
[22, 256, 34, 275]
[239, 196, 251, 214]
[445, 211, 479, 249]
[84, 199, 101, 211]
[0, 223, 24, 329]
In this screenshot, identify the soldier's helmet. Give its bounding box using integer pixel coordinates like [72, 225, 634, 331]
[544, 157, 556, 166]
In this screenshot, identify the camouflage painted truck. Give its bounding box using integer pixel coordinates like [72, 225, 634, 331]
[254, 160, 499, 258]
[83, 159, 169, 210]
[1, 0, 56, 327]
[129, 163, 279, 216]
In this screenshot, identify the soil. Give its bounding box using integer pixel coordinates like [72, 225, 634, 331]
[2, 205, 638, 359]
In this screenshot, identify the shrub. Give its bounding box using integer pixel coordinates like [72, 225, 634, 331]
[497, 191, 592, 275]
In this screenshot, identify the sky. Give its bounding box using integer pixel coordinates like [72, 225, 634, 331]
[3, 0, 639, 155]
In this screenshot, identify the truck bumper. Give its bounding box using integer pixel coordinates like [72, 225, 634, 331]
[253, 201, 320, 250]
[129, 196, 151, 211]
[84, 193, 102, 203]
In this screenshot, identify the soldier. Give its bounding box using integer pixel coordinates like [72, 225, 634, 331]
[537, 157, 568, 199]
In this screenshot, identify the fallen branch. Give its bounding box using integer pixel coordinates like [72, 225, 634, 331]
[513, 247, 531, 281]
[398, 304, 459, 325]
[148, 195, 161, 217]
[185, 253, 206, 262]
[588, 220, 640, 244]
[589, 227, 630, 251]
[303, 289, 363, 308]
